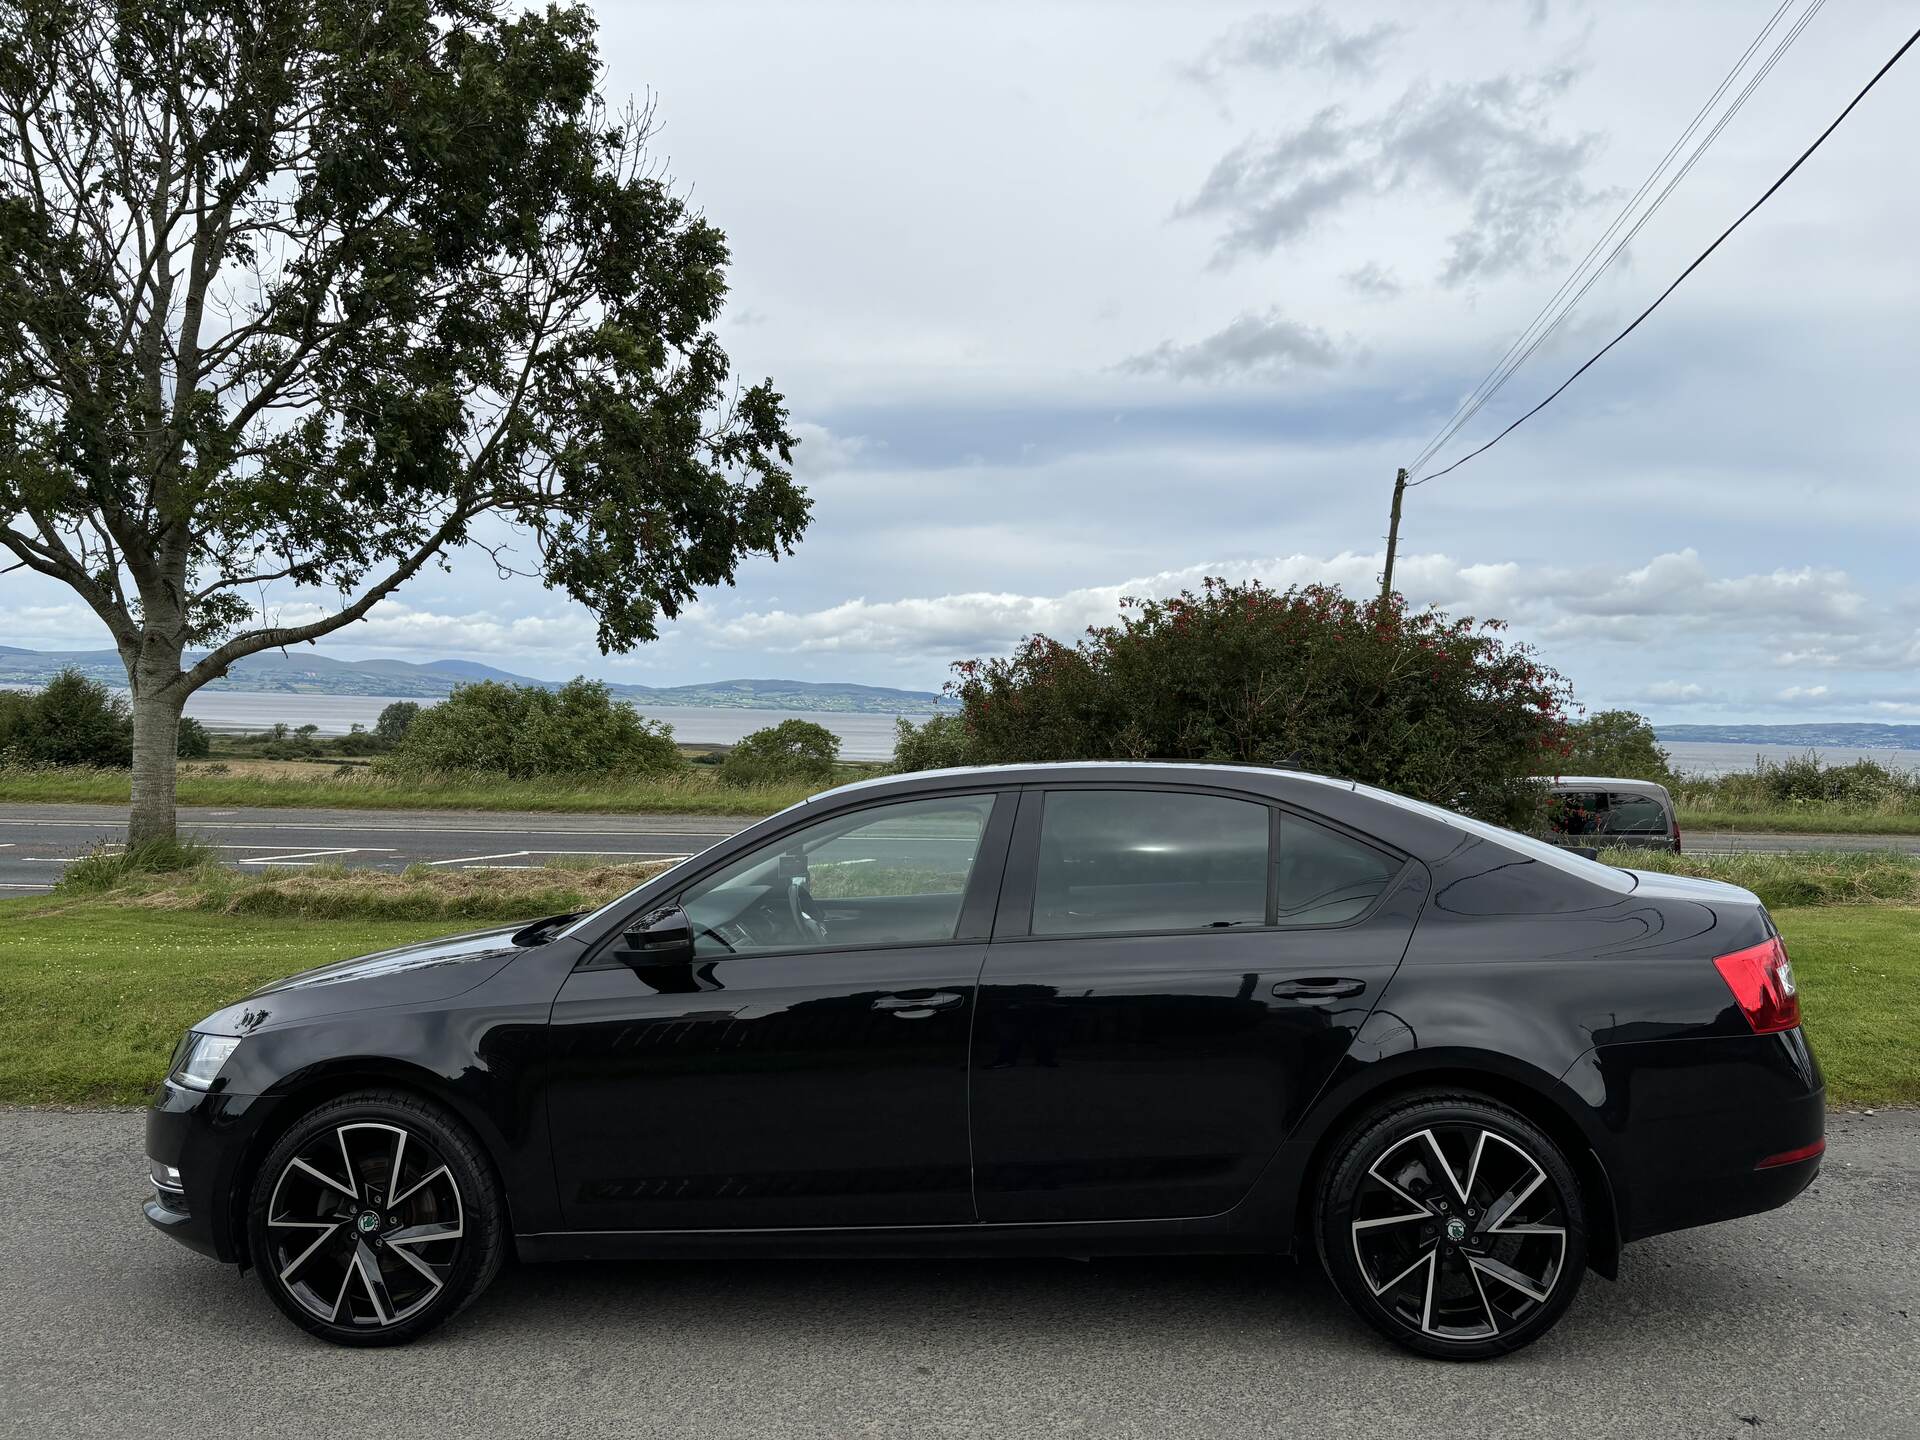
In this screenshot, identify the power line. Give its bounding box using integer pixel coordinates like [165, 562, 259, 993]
[1404, 0, 1797, 477]
[1409, 19, 1920, 488]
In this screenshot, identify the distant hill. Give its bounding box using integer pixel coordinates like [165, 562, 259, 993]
[1656, 723, 1920, 752]
[0, 647, 953, 714]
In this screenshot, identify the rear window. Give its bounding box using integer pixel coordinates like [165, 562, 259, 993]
[1602, 793, 1670, 836]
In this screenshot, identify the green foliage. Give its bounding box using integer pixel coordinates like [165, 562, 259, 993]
[375, 702, 422, 745]
[1561, 710, 1672, 781]
[175, 716, 213, 759]
[1673, 753, 1920, 820]
[892, 713, 972, 772]
[950, 580, 1572, 826]
[384, 677, 679, 778]
[0, 669, 132, 767]
[720, 718, 841, 787]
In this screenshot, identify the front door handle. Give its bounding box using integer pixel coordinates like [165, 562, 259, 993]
[1272, 977, 1367, 1001]
[871, 991, 965, 1018]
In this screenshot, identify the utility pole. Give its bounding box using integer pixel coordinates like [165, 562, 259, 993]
[1379, 467, 1408, 605]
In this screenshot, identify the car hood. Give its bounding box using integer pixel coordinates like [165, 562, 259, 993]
[195, 924, 529, 1035]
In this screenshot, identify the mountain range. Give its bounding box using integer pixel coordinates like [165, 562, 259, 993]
[0, 646, 953, 715]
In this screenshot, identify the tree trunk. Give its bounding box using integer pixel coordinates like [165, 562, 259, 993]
[128, 677, 187, 847]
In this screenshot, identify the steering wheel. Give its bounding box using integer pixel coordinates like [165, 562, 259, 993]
[787, 877, 827, 943]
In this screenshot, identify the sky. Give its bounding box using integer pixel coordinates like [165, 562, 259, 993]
[6, 0, 1920, 722]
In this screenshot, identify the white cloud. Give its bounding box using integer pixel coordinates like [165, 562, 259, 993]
[1777, 685, 1830, 702]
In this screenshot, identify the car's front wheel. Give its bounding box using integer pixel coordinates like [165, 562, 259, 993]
[246, 1088, 506, 1346]
[1315, 1090, 1587, 1359]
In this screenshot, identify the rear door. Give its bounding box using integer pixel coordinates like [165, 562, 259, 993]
[969, 785, 1427, 1224]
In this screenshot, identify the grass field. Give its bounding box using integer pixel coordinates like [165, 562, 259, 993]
[0, 885, 1912, 1108]
[0, 761, 826, 817]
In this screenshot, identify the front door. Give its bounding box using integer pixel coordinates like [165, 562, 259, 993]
[970, 786, 1425, 1223]
[546, 791, 1011, 1232]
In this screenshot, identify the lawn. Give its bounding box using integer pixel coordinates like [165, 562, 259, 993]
[0, 893, 1912, 1108]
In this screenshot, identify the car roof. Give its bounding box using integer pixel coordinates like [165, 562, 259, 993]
[1542, 775, 1675, 799]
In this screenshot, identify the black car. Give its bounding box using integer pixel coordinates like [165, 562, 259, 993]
[145, 763, 1823, 1358]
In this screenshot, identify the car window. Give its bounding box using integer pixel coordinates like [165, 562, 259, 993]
[1546, 790, 1606, 835]
[1602, 793, 1669, 836]
[1277, 813, 1401, 925]
[1032, 789, 1269, 936]
[682, 794, 995, 956]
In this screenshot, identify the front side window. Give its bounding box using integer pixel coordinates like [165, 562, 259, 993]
[683, 794, 995, 956]
[1032, 789, 1269, 936]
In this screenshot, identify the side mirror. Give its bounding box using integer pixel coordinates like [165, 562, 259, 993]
[620, 904, 695, 968]
[1570, 845, 1602, 862]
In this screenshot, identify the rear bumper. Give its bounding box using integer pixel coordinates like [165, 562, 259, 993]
[1584, 1028, 1824, 1243]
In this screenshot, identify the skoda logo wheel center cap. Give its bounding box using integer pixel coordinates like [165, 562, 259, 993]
[357, 1211, 382, 1236]
[1444, 1216, 1468, 1243]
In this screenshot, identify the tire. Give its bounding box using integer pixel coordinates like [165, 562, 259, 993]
[246, 1088, 507, 1347]
[1314, 1090, 1587, 1360]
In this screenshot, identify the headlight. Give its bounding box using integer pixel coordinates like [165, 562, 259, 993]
[169, 1032, 241, 1090]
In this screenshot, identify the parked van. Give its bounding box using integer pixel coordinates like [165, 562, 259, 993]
[1540, 775, 1682, 853]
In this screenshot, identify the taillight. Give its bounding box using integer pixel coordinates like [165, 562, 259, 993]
[1714, 935, 1800, 1034]
[1755, 1138, 1825, 1170]
[1671, 821, 1682, 854]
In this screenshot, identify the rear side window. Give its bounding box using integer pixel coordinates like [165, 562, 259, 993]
[1601, 792, 1670, 836]
[1032, 790, 1269, 936]
[1278, 813, 1402, 925]
[1546, 790, 1605, 836]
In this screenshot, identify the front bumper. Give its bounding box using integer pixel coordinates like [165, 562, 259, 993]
[143, 1080, 280, 1264]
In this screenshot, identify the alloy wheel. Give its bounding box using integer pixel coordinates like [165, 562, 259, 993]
[263, 1120, 465, 1329]
[1347, 1124, 1568, 1343]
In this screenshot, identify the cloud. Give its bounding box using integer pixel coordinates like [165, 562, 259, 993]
[790, 421, 877, 473]
[1177, 70, 1605, 282]
[1777, 685, 1830, 702]
[1118, 308, 1341, 382]
[1182, 8, 1402, 86]
[1344, 261, 1403, 298]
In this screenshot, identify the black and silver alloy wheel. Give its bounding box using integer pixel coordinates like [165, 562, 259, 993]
[1317, 1092, 1587, 1360]
[247, 1090, 505, 1346]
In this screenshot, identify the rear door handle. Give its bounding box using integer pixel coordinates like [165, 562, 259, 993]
[871, 991, 965, 1018]
[1272, 977, 1366, 1001]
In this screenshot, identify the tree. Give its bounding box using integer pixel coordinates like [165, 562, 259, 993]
[1560, 710, 1673, 781]
[949, 579, 1573, 826]
[0, 667, 132, 765]
[175, 715, 212, 758]
[0, 0, 807, 843]
[374, 701, 421, 746]
[385, 676, 677, 778]
[721, 717, 840, 787]
[892, 713, 970, 772]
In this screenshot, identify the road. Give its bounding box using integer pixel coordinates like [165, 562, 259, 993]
[0, 802, 750, 893]
[3, 801, 1918, 893]
[1, 1106, 1912, 1439]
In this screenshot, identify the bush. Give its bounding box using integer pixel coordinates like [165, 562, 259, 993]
[383, 677, 679, 779]
[55, 836, 220, 892]
[949, 579, 1572, 826]
[893, 713, 972, 772]
[721, 718, 841, 787]
[175, 716, 212, 759]
[375, 702, 420, 744]
[1560, 710, 1671, 781]
[0, 669, 133, 767]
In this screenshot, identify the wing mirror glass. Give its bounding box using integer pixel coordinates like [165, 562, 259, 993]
[620, 904, 695, 968]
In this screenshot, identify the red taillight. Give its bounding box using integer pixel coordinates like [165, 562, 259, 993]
[1755, 1137, 1826, 1170]
[1714, 935, 1800, 1035]
[1671, 821, 1682, 854]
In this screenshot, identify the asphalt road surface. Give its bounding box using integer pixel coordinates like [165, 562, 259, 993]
[3, 801, 1918, 893]
[1, 1106, 1913, 1439]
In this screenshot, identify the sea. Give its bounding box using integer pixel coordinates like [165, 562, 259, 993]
[156, 692, 1920, 774]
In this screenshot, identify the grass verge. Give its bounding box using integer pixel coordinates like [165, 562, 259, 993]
[0, 762, 837, 817]
[2, 872, 1914, 1107]
[1600, 848, 1920, 909]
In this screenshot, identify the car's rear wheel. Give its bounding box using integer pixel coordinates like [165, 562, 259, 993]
[1314, 1090, 1587, 1359]
[246, 1089, 506, 1347]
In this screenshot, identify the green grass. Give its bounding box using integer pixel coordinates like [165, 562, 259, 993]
[1772, 906, 1920, 1109]
[1600, 847, 1920, 909]
[1, 888, 1913, 1108]
[0, 762, 836, 816]
[1676, 805, 1920, 836]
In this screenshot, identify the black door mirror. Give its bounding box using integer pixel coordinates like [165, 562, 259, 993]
[620, 904, 695, 968]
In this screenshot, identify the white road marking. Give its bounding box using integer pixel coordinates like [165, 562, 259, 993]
[0, 817, 739, 837]
[427, 848, 691, 867]
[234, 847, 385, 865]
